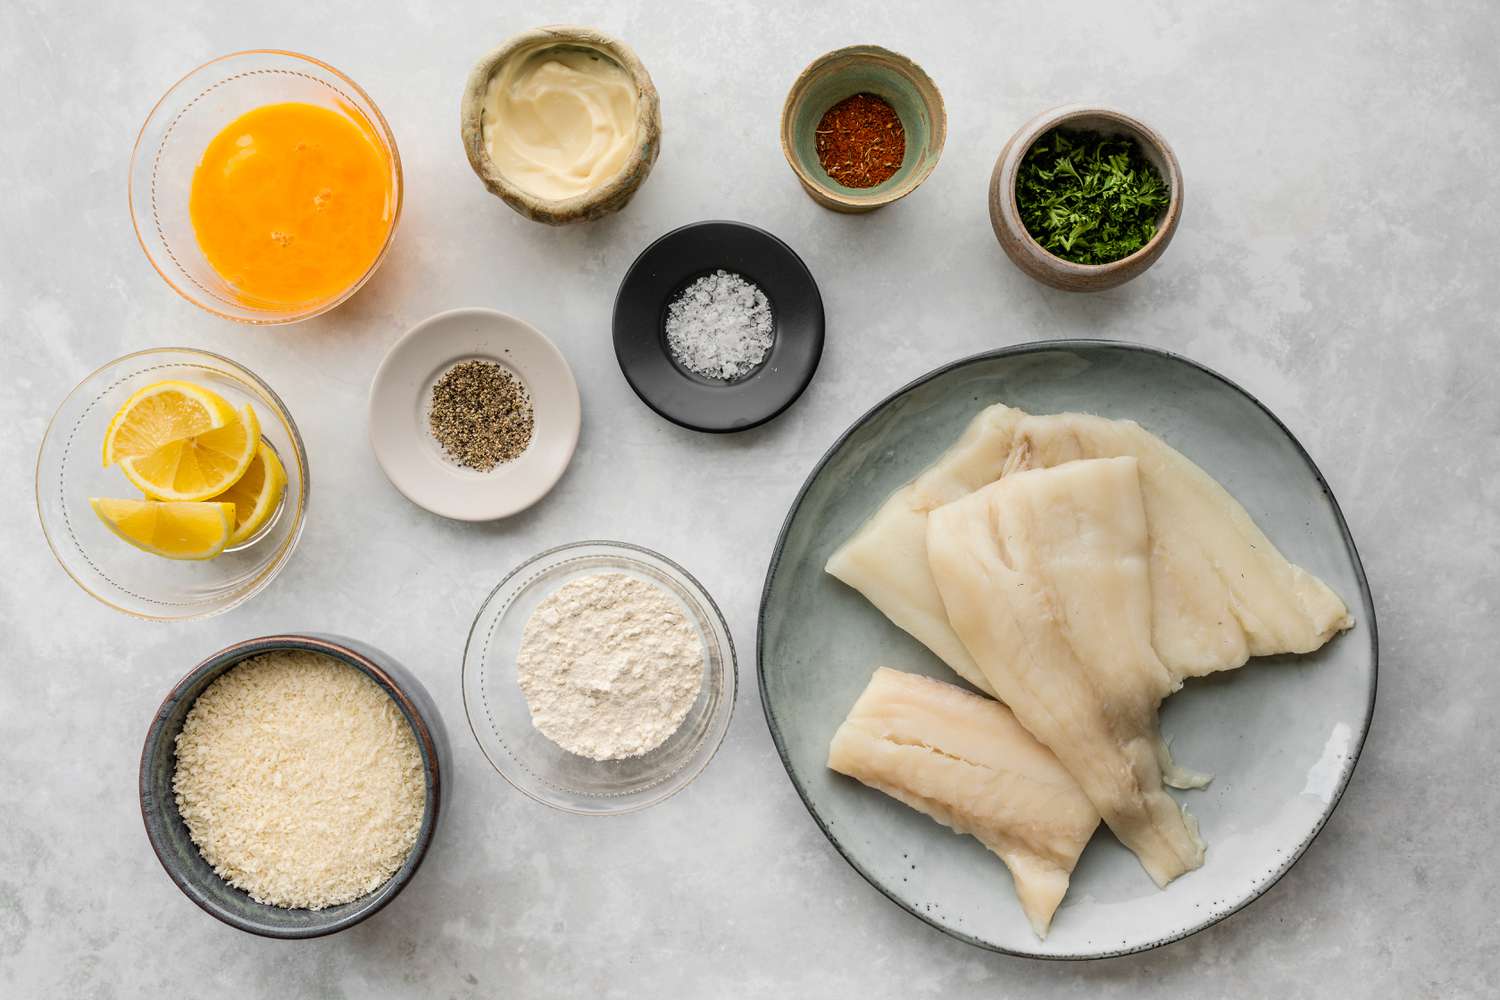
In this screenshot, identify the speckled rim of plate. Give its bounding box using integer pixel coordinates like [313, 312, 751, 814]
[756, 339, 1378, 959]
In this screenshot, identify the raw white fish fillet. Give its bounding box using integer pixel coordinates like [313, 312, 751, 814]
[1002, 411, 1354, 677]
[825, 405, 1026, 695]
[828, 667, 1100, 937]
[826, 404, 1351, 689]
[926, 457, 1206, 887]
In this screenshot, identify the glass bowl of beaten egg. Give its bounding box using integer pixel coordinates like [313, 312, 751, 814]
[129, 50, 402, 324]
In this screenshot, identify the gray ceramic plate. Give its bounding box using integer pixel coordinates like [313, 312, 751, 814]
[758, 341, 1376, 959]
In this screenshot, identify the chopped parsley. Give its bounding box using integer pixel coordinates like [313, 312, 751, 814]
[1015, 128, 1170, 265]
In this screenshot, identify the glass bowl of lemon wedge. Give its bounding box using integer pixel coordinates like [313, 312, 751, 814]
[36, 348, 309, 620]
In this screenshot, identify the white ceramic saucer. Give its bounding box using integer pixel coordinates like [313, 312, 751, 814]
[369, 308, 580, 521]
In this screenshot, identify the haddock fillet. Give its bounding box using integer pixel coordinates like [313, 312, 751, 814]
[828, 667, 1100, 937]
[1002, 411, 1353, 676]
[926, 457, 1206, 887]
[826, 404, 1351, 691]
[825, 405, 1026, 695]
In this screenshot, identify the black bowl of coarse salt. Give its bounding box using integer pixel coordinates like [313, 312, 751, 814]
[612, 220, 825, 433]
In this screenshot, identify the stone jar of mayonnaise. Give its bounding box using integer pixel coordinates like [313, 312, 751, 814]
[461, 26, 661, 225]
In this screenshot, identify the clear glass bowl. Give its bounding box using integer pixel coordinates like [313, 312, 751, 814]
[128, 50, 403, 324]
[463, 541, 737, 814]
[36, 348, 309, 620]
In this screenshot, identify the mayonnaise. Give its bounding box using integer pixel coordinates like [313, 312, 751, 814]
[481, 48, 639, 201]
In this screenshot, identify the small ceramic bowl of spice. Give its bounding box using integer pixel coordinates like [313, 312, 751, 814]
[989, 104, 1183, 291]
[461, 25, 661, 225]
[780, 45, 946, 212]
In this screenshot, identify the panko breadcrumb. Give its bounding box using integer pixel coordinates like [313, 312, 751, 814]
[172, 650, 426, 909]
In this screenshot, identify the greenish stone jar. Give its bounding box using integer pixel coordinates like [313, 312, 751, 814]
[780, 45, 946, 213]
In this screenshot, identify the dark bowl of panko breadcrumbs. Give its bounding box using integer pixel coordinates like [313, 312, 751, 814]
[140, 633, 448, 938]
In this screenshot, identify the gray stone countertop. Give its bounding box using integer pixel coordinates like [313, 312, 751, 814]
[2, 1, 1496, 997]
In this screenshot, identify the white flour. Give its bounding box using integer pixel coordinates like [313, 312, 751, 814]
[516, 572, 705, 761]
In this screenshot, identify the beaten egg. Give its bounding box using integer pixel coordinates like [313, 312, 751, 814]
[189, 102, 393, 308]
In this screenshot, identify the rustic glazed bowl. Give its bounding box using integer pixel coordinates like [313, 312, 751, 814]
[781, 45, 945, 213]
[140, 633, 449, 938]
[989, 105, 1183, 291]
[460, 26, 661, 226]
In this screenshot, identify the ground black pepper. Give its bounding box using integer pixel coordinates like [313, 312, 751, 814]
[428, 360, 534, 471]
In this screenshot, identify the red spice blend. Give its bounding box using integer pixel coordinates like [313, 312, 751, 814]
[814, 93, 906, 189]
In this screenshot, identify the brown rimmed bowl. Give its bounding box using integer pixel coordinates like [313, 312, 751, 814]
[460, 25, 661, 225]
[780, 45, 946, 213]
[139, 634, 449, 938]
[989, 105, 1183, 291]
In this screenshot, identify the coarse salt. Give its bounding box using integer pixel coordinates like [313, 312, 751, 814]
[664, 269, 775, 381]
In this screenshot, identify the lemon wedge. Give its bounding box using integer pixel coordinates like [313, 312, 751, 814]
[90, 498, 236, 560]
[119, 404, 261, 502]
[103, 381, 236, 467]
[210, 441, 287, 546]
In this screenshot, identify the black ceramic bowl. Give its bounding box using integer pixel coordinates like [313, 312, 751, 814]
[613, 220, 825, 432]
[139, 633, 449, 938]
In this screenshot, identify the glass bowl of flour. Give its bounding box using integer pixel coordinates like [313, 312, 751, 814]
[462, 540, 737, 813]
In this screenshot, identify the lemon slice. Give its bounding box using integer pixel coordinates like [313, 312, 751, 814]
[103, 380, 236, 467]
[119, 404, 261, 502]
[210, 441, 287, 546]
[90, 498, 236, 560]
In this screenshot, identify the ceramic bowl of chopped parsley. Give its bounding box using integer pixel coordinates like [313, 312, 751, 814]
[989, 105, 1182, 291]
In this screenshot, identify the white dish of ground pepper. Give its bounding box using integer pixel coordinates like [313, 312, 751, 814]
[369, 308, 581, 521]
[462, 540, 737, 814]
